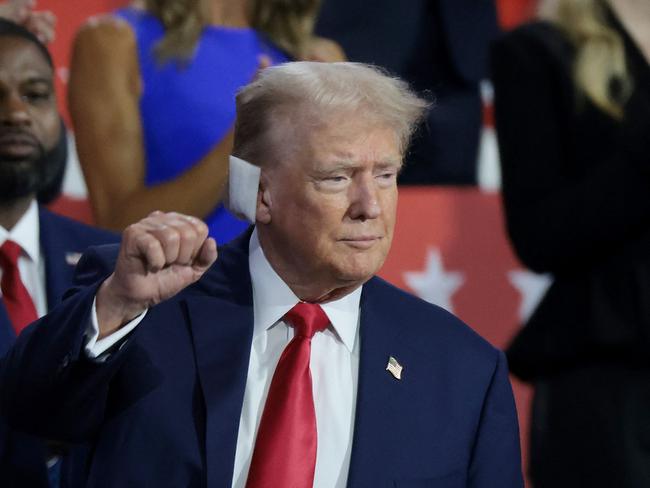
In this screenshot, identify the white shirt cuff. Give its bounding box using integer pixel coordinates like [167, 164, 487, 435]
[84, 297, 147, 358]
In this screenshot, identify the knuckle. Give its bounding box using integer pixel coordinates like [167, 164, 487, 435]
[155, 226, 178, 246]
[133, 231, 151, 245]
[144, 238, 160, 253]
[196, 220, 208, 234]
[123, 223, 141, 239]
[180, 226, 198, 243]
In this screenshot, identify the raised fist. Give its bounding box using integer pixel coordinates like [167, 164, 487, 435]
[96, 211, 218, 337]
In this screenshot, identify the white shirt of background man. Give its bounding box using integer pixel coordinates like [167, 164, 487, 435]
[0, 200, 47, 317]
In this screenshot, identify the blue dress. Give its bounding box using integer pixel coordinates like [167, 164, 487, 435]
[115, 8, 290, 242]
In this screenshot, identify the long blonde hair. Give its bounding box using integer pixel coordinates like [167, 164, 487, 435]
[145, 0, 321, 62]
[540, 0, 632, 118]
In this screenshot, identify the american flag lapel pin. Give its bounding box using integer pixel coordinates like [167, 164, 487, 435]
[386, 356, 403, 380]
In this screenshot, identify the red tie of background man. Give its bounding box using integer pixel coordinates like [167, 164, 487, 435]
[246, 302, 330, 488]
[0, 240, 38, 334]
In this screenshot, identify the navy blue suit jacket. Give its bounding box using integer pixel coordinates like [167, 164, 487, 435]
[1, 232, 522, 487]
[0, 207, 117, 488]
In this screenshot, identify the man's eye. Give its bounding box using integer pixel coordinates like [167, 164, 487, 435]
[23, 91, 51, 103]
[320, 175, 348, 184]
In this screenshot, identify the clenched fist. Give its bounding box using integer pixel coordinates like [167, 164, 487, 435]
[96, 211, 218, 338]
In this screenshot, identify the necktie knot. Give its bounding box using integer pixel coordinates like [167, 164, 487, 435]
[0, 240, 22, 267]
[284, 302, 329, 339]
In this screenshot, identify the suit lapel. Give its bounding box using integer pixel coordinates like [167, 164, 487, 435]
[186, 296, 253, 488]
[185, 231, 255, 488]
[346, 279, 441, 487]
[0, 210, 69, 355]
[38, 208, 76, 308]
[347, 279, 405, 487]
[0, 303, 16, 357]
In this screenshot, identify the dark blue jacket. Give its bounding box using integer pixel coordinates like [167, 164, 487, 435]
[1, 231, 522, 487]
[0, 207, 117, 488]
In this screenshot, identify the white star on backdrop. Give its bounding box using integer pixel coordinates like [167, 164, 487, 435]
[508, 270, 552, 322]
[403, 247, 465, 313]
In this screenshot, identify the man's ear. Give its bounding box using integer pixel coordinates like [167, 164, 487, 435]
[256, 173, 272, 224]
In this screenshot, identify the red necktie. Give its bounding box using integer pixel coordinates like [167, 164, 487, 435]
[246, 302, 330, 488]
[0, 240, 38, 334]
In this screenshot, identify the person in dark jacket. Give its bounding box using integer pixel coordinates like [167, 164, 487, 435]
[317, 0, 500, 184]
[0, 19, 118, 487]
[491, 0, 650, 485]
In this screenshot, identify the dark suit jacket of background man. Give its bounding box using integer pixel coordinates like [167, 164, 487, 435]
[316, 0, 500, 184]
[1, 231, 522, 487]
[0, 208, 117, 488]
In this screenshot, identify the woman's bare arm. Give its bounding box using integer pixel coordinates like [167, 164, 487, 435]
[68, 17, 232, 231]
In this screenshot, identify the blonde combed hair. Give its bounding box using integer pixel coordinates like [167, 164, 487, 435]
[541, 0, 632, 118]
[233, 62, 430, 165]
[146, 0, 321, 63]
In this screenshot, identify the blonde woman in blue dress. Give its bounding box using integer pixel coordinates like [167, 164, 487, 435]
[68, 0, 344, 241]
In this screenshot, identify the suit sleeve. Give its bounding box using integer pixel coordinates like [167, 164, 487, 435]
[491, 29, 650, 273]
[468, 351, 523, 487]
[0, 244, 133, 443]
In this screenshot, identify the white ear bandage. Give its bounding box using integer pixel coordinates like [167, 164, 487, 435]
[227, 155, 261, 224]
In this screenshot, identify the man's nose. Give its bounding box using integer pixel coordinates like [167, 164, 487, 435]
[349, 175, 381, 221]
[0, 93, 32, 126]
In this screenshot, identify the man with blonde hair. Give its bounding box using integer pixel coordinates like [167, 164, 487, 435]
[2, 62, 522, 487]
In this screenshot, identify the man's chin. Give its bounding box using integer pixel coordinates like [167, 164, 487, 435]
[0, 165, 40, 203]
[0, 153, 40, 170]
[335, 262, 384, 287]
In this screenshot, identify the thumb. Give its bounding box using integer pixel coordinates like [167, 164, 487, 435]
[192, 237, 218, 274]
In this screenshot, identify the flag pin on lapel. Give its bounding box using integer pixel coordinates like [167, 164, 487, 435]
[65, 252, 82, 266]
[386, 356, 403, 380]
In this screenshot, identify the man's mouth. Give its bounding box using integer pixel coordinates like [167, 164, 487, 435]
[340, 236, 382, 250]
[0, 132, 40, 159]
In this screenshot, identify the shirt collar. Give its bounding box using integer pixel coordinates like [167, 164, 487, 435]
[0, 199, 41, 265]
[248, 228, 361, 352]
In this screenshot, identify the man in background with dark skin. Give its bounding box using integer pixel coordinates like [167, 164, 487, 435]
[0, 19, 117, 488]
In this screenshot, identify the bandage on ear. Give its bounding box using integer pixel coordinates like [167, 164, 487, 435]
[227, 155, 261, 224]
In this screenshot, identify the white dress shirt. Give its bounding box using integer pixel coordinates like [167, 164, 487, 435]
[0, 200, 47, 317]
[232, 230, 360, 488]
[87, 229, 361, 487]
